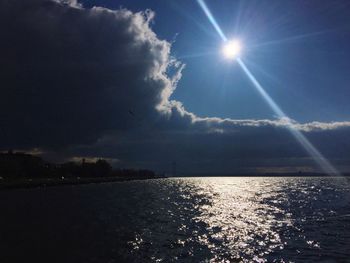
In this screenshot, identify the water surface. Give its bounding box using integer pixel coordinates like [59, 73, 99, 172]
[0, 177, 349, 262]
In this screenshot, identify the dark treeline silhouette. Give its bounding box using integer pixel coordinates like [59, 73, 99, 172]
[0, 151, 157, 181]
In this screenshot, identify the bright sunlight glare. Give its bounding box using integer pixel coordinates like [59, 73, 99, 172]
[222, 40, 242, 59]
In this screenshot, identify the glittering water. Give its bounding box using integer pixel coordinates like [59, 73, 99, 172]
[0, 177, 350, 262]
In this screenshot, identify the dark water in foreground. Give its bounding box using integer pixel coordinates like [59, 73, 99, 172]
[0, 177, 350, 262]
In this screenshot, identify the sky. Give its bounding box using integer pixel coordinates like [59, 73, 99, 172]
[1, 0, 350, 174]
[81, 0, 350, 122]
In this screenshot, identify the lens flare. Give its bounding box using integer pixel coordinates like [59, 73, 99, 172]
[222, 40, 242, 59]
[195, 0, 339, 175]
[196, 0, 227, 41]
[237, 58, 339, 175]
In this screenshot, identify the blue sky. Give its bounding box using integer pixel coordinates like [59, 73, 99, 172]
[2, 0, 350, 174]
[81, 0, 350, 123]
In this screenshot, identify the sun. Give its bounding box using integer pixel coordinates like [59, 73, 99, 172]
[222, 40, 242, 60]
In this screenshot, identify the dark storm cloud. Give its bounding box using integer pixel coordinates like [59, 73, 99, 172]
[1, 0, 350, 173]
[0, 0, 181, 148]
[62, 123, 350, 174]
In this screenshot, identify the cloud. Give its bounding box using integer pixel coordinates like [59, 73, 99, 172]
[161, 101, 350, 133]
[0, 0, 181, 148]
[0, 0, 350, 173]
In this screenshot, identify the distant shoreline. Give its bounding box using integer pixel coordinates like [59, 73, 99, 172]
[177, 173, 350, 178]
[0, 151, 163, 190]
[2, 174, 349, 190]
[0, 176, 165, 190]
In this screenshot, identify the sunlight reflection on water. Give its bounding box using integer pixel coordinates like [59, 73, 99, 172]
[0, 177, 349, 262]
[126, 177, 350, 262]
[193, 178, 292, 262]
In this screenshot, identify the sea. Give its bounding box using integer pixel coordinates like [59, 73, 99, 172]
[0, 177, 349, 262]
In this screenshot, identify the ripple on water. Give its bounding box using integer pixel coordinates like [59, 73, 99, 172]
[0, 177, 349, 262]
[125, 177, 350, 262]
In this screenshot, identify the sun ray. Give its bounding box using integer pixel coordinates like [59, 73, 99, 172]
[250, 30, 336, 49]
[168, 1, 219, 39]
[196, 0, 227, 41]
[195, 0, 340, 175]
[233, 0, 244, 35]
[241, 58, 282, 86]
[177, 51, 218, 60]
[237, 58, 340, 175]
